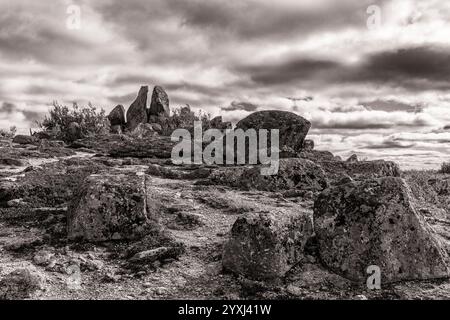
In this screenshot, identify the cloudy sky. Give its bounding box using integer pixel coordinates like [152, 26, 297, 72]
[1, 0, 450, 169]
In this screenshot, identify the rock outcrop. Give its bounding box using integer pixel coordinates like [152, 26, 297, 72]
[108, 104, 126, 126]
[346, 154, 358, 162]
[320, 160, 401, 183]
[314, 177, 450, 283]
[108, 136, 174, 158]
[210, 158, 328, 192]
[210, 116, 232, 130]
[236, 110, 311, 152]
[299, 150, 339, 162]
[149, 86, 170, 117]
[223, 209, 314, 280]
[67, 173, 161, 242]
[127, 86, 149, 131]
[12, 135, 36, 145]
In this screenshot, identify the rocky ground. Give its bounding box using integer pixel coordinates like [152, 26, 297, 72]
[0, 133, 449, 300]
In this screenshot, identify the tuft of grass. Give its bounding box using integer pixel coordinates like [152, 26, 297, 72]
[38, 101, 109, 142]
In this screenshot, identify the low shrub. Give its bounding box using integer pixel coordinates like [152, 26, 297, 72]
[39, 101, 109, 141]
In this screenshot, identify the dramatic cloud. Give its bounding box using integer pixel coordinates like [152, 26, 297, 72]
[1, 0, 449, 168]
[239, 45, 450, 91]
[221, 101, 258, 112]
[240, 58, 340, 86]
[360, 99, 424, 112]
[346, 46, 450, 90]
[365, 138, 417, 149]
[312, 110, 438, 130]
[0, 102, 43, 129]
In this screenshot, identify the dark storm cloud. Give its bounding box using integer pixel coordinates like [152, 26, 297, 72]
[239, 58, 340, 86]
[0, 13, 90, 65]
[361, 46, 450, 81]
[314, 121, 392, 130]
[0, 102, 16, 114]
[175, 0, 377, 40]
[0, 2, 130, 67]
[348, 46, 450, 90]
[96, 0, 381, 44]
[240, 45, 450, 91]
[221, 101, 258, 112]
[313, 113, 433, 130]
[0, 102, 43, 122]
[90, 0, 212, 65]
[360, 99, 424, 113]
[365, 139, 416, 149]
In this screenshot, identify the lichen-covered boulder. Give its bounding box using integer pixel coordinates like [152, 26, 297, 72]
[126, 86, 148, 131]
[149, 86, 170, 117]
[67, 173, 161, 242]
[0, 268, 44, 300]
[236, 110, 311, 152]
[314, 177, 450, 283]
[210, 158, 328, 192]
[320, 160, 401, 184]
[223, 209, 314, 280]
[108, 104, 126, 126]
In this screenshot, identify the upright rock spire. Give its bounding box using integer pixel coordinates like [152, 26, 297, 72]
[149, 86, 170, 117]
[126, 86, 148, 131]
